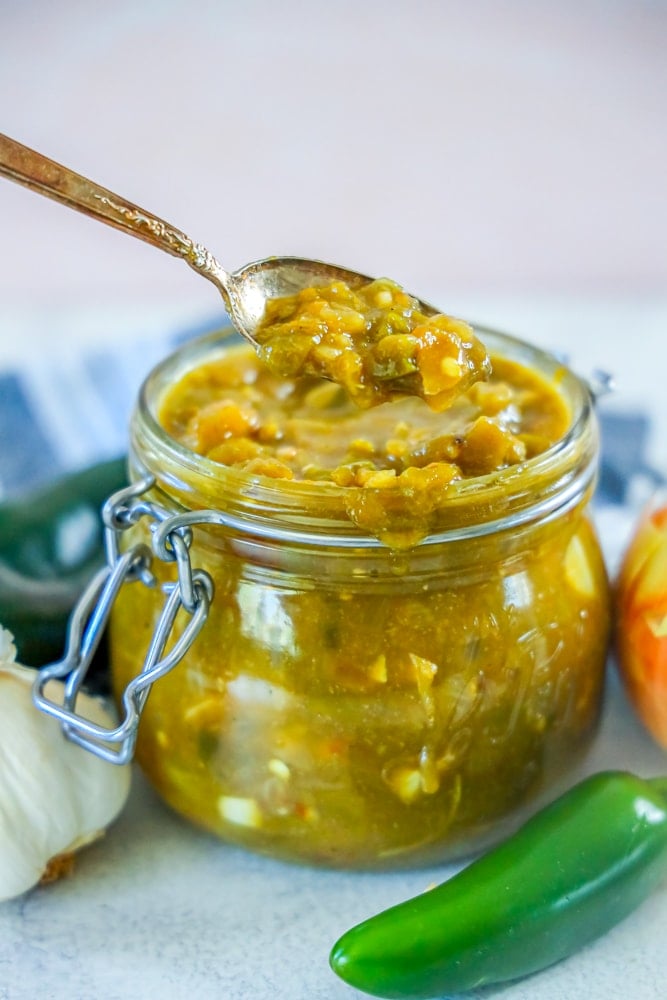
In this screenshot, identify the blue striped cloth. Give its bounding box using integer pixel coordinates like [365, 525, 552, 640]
[0, 314, 219, 499]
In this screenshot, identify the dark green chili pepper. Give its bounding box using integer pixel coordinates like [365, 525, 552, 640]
[330, 770, 667, 998]
[0, 456, 127, 680]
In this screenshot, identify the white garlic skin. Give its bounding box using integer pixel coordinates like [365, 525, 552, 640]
[0, 628, 131, 902]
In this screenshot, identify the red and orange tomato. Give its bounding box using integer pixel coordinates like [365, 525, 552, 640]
[616, 499, 667, 748]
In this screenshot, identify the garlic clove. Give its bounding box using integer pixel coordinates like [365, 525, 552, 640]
[0, 626, 131, 902]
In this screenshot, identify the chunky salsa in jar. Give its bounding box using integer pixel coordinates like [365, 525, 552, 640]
[110, 326, 610, 868]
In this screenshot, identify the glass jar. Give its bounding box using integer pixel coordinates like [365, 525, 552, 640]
[110, 326, 611, 869]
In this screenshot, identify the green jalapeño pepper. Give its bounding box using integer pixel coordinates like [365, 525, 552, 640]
[330, 770, 667, 998]
[0, 456, 127, 676]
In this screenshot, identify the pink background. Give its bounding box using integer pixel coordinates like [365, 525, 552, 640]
[1, 0, 666, 310]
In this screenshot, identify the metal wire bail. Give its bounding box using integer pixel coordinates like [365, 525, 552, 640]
[32, 476, 214, 765]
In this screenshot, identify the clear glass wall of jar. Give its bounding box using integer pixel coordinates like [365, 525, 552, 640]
[110, 328, 611, 869]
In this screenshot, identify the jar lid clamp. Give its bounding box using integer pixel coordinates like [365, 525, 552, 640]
[31, 477, 214, 764]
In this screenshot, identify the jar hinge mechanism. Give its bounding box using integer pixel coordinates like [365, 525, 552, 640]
[32, 475, 214, 765]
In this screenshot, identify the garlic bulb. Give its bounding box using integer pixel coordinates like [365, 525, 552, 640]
[0, 626, 131, 902]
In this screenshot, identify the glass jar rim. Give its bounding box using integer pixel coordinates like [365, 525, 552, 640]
[130, 325, 598, 549]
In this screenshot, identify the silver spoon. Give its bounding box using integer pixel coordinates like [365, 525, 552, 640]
[0, 133, 437, 343]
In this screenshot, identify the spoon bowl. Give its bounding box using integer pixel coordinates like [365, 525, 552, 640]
[221, 256, 379, 344]
[0, 133, 438, 344]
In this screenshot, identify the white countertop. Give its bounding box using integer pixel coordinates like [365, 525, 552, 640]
[0, 668, 665, 1000]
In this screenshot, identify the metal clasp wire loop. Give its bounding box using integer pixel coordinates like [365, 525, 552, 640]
[588, 369, 615, 400]
[120, 570, 213, 723]
[32, 476, 214, 765]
